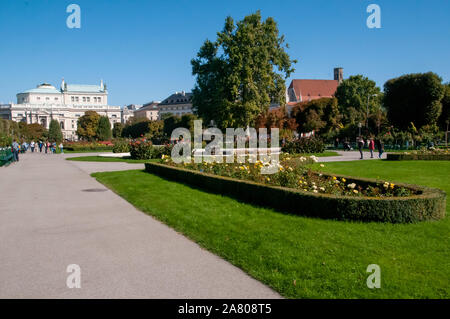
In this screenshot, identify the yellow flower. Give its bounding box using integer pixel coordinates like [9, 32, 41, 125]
[320, 164, 325, 168]
[353, 190, 358, 194]
[332, 176, 337, 180]
[390, 183, 395, 189]
[342, 178, 346, 182]
[266, 177, 270, 182]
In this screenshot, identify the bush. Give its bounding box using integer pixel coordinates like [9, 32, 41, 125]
[129, 140, 174, 159]
[63, 142, 114, 152]
[282, 137, 325, 154]
[145, 162, 446, 223]
[112, 140, 130, 153]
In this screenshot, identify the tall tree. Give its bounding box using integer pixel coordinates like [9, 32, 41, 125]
[77, 111, 100, 141]
[438, 84, 450, 131]
[191, 11, 296, 129]
[96, 116, 112, 141]
[335, 75, 382, 127]
[112, 122, 124, 138]
[292, 98, 342, 136]
[384, 72, 444, 130]
[48, 119, 63, 143]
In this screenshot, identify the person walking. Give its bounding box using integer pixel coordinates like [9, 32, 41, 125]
[12, 140, 20, 162]
[45, 141, 49, 154]
[368, 137, 375, 158]
[376, 139, 384, 158]
[59, 142, 64, 154]
[38, 141, 43, 153]
[357, 136, 365, 159]
[30, 140, 35, 153]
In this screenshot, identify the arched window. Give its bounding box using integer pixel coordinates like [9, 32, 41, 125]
[60, 121, 65, 129]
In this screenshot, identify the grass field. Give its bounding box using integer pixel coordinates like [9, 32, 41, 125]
[66, 156, 158, 163]
[92, 160, 449, 299]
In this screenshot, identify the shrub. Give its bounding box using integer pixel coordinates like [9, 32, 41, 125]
[63, 141, 114, 152]
[145, 162, 446, 223]
[112, 140, 130, 153]
[282, 137, 325, 154]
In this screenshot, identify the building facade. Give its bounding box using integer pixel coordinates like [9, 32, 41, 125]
[0, 80, 127, 140]
[158, 91, 193, 118]
[134, 101, 160, 121]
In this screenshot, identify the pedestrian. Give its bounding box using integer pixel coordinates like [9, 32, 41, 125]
[30, 140, 35, 153]
[357, 136, 365, 159]
[45, 141, 48, 154]
[59, 142, 64, 154]
[376, 139, 384, 158]
[368, 137, 375, 158]
[38, 141, 43, 153]
[52, 142, 56, 154]
[12, 140, 20, 162]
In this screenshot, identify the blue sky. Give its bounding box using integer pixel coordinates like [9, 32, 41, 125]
[0, 0, 449, 106]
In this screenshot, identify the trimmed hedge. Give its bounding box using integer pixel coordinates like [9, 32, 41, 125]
[387, 153, 450, 161]
[145, 162, 446, 223]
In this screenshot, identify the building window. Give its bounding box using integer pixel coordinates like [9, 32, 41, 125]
[37, 97, 40, 100]
[71, 96, 74, 102]
[97, 97, 101, 103]
[46, 97, 50, 100]
[60, 121, 65, 129]
[87, 97, 90, 102]
[82, 97, 86, 102]
[55, 97, 59, 101]
[75, 97, 79, 102]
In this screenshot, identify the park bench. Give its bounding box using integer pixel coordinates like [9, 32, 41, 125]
[0, 148, 14, 167]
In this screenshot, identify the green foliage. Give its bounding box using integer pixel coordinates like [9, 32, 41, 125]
[146, 120, 165, 144]
[438, 84, 450, 130]
[63, 141, 114, 152]
[282, 137, 325, 154]
[112, 139, 130, 153]
[292, 98, 342, 136]
[122, 118, 151, 139]
[145, 162, 445, 223]
[96, 116, 112, 141]
[129, 140, 173, 160]
[163, 114, 198, 139]
[77, 111, 101, 141]
[384, 72, 445, 130]
[335, 75, 382, 127]
[48, 119, 63, 143]
[112, 122, 124, 138]
[191, 11, 296, 129]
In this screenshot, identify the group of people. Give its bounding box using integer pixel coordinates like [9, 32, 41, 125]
[10, 140, 64, 162]
[335, 137, 384, 159]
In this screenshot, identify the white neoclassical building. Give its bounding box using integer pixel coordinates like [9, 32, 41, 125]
[0, 80, 126, 140]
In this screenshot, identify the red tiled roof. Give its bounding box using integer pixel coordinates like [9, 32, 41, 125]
[289, 79, 338, 102]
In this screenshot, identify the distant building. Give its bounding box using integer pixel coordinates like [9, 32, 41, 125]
[134, 101, 160, 121]
[158, 91, 193, 118]
[286, 67, 343, 104]
[0, 79, 126, 140]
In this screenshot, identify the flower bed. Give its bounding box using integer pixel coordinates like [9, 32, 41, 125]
[387, 149, 450, 161]
[145, 156, 446, 223]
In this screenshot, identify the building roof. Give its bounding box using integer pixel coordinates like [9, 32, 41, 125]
[160, 92, 192, 105]
[22, 83, 61, 94]
[289, 79, 338, 101]
[140, 101, 160, 110]
[65, 84, 104, 93]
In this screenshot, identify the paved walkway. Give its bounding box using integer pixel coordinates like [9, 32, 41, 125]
[0, 152, 280, 298]
[318, 150, 386, 162]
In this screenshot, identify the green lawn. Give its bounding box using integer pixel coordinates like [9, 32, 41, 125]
[66, 156, 158, 163]
[92, 160, 449, 299]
